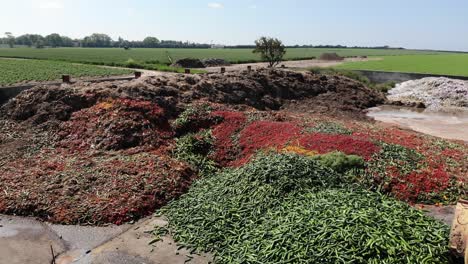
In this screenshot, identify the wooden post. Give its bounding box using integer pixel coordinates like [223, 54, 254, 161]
[185, 68, 191, 74]
[134, 71, 142, 79]
[220, 67, 226, 73]
[247, 66, 252, 71]
[62, 75, 71, 83]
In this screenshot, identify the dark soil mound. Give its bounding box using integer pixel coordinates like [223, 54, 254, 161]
[171, 58, 206, 68]
[177, 70, 385, 116]
[1, 86, 97, 125]
[319, 53, 344, 61]
[1, 69, 385, 125]
[201, 58, 231, 67]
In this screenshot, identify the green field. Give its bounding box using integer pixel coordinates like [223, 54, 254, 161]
[336, 54, 468, 76]
[0, 58, 132, 86]
[0, 48, 466, 84]
[0, 47, 446, 65]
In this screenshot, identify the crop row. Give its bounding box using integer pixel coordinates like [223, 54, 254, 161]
[0, 58, 132, 86]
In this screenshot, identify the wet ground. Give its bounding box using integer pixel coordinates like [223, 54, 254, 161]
[367, 105, 468, 142]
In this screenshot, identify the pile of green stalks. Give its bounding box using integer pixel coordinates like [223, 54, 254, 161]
[158, 153, 451, 263]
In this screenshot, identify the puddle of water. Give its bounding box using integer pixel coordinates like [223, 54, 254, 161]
[367, 105, 468, 142]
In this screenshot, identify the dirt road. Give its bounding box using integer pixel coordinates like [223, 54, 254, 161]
[204, 57, 376, 73]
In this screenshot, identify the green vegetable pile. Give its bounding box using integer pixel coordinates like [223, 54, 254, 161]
[173, 130, 218, 176]
[305, 121, 353, 135]
[159, 153, 451, 263]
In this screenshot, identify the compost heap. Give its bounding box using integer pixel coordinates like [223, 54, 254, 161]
[2, 69, 385, 125]
[0, 69, 383, 224]
[201, 58, 231, 67]
[1, 68, 467, 263]
[171, 58, 206, 68]
[388, 77, 468, 110]
[319, 52, 344, 61]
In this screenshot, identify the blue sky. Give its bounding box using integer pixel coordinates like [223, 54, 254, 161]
[1, 0, 467, 51]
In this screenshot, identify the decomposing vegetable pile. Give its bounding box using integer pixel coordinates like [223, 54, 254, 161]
[157, 105, 466, 262]
[0, 68, 466, 263]
[0, 69, 386, 224]
[159, 154, 452, 263]
[0, 98, 194, 224]
[174, 104, 466, 204]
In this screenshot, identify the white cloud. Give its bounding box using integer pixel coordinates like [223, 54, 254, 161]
[36, 0, 64, 9]
[208, 2, 223, 9]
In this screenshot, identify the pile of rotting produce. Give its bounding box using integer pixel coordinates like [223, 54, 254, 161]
[388, 77, 468, 111]
[156, 104, 467, 263]
[0, 68, 465, 228]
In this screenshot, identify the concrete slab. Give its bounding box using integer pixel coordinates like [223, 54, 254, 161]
[0, 213, 211, 264]
[47, 223, 131, 251]
[57, 216, 211, 264]
[0, 215, 66, 264]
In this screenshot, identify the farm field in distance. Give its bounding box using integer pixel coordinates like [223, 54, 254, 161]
[336, 54, 468, 76]
[0, 47, 448, 65]
[0, 58, 132, 86]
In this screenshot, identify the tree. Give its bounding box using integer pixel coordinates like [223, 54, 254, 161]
[61, 36, 74, 47]
[16, 34, 44, 48]
[5, 32, 15, 48]
[116, 37, 124, 47]
[143, 36, 160, 48]
[82, 33, 113, 47]
[29, 34, 45, 48]
[15, 34, 33, 46]
[45, 33, 63, 47]
[253, 37, 286, 67]
[35, 39, 45, 49]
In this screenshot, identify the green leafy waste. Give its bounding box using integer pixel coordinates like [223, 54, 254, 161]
[159, 153, 451, 263]
[305, 121, 353, 135]
[172, 130, 218, 176]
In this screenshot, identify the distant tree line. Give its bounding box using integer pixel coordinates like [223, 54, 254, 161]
[227, 44, 404, 49]
[1, 32, 402, 50]
[289, 44, 404, 49]
[0, 32, 211, 49]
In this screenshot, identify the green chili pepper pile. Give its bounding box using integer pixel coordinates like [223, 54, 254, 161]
[158, 153, 451, 263]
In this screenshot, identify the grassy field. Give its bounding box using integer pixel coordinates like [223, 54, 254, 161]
[0, 47, 446, 65]
[336, 54, 468, 76]
[0, 58, 132, 86]
[0, 48, 465, 83]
